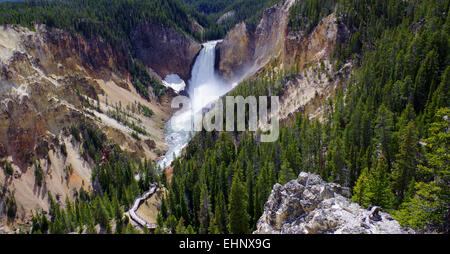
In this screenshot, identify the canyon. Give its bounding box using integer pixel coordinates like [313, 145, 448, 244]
[0, 0, 347, 231]
[0, 0, 422, 235]
[0, 22, 200, 230]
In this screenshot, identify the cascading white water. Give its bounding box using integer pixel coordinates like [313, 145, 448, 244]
[157, 40, 232, 169]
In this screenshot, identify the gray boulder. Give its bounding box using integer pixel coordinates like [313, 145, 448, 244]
[254, 172, 413, 234]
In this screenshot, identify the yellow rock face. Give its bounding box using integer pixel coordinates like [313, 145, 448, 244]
[0, 25, 173, 224]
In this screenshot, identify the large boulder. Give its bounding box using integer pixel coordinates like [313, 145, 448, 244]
[254, 172, 413, 234]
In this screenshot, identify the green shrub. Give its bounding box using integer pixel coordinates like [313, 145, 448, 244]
[34, 163, 45, 187]
[2, 161, 13, 176]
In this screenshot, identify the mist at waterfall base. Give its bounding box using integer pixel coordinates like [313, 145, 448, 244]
[157, 41, 233, 169]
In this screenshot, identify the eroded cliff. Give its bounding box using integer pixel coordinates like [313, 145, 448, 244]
[216, 1, 351, 121]
[0, 24, 174, 229]
[132, 23, 202, 82]
[216, 0, 296, 82]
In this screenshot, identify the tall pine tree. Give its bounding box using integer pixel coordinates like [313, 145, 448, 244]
[228, 171, 250, 234]
[392, 121, 419, 205]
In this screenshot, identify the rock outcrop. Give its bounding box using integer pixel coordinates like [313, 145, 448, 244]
[132, 23, 202, 82]
[254, 172, 412, 234]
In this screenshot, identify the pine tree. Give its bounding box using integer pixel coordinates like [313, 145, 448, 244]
[185, 225, 196, 234]
[328, 137, 346, 184]
[93, 196, 109, 230]
[278, 160, 296, 185]
[198, 183, 210, 234]
[156, 211, 164, 229]
[155, 212, 166, 234]
[228, 171, 250, 234]
[370, 155, 395, 209]
[423, 66, 450, 124]
[392, 121, 419, 205]
[166, 215, 178, 233]
[208, 217, 220, 234]
[396, 103, 416, 131]
[395, 108, 450, 231]
[175, 217, 186, 234]
[351, 168, 374, 208]
[394, 182, 445, 231]
[285, 142, 301, 174]
[179, 190, 190, 223]
[160, 197, 168, 219]
[214, 192, 228, 234]
[419, 108, 450, 183]
[267, 162, 277, 188]
[414, 50, 440, 112]
[245, 163, 255, 227]
[254, 164, 268, 220]
[375, 104, 395, 169]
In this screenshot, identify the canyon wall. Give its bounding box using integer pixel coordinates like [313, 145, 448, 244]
[132, 23, 202, 81]
[216, 0, 350, 87]
[0, 24, 174, 226]
[216, 0, 296, 82]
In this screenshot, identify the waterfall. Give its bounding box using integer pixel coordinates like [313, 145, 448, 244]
[157, 40, 232, 169]
[188, 41, 218, 96]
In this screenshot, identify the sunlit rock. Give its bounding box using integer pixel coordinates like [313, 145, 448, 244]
[254, 172, 414, 234]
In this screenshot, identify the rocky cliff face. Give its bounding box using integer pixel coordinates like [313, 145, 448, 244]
[217, 3, 351, 120]
[254, 172, 412, 234]
[216, 0, 295, 82]
[216, 0, 349, 95]
[132, 23, 202, 81]
[0, 24, 172, 225]
[215, 22, 253, 81]
[278, 13, 352, 121]
[283, 13, 350, 69]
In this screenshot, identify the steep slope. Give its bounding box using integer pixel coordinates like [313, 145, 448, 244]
[215, 0, 350, 82]
[0, 0, 203, 95]
[215, 0, 351, 121]
[279, 13, 351, 120]
[221, 10, 351, 121]
[132, 23, 202, 82]
[0, 0, 209, 233]
[0, 24, 172, 229]
[215, 0, 296, 82]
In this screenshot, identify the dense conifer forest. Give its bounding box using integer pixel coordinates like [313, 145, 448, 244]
[0, 0, 195, 43]
[157, 0, 449, 234]
[184, 0, 281, 31]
